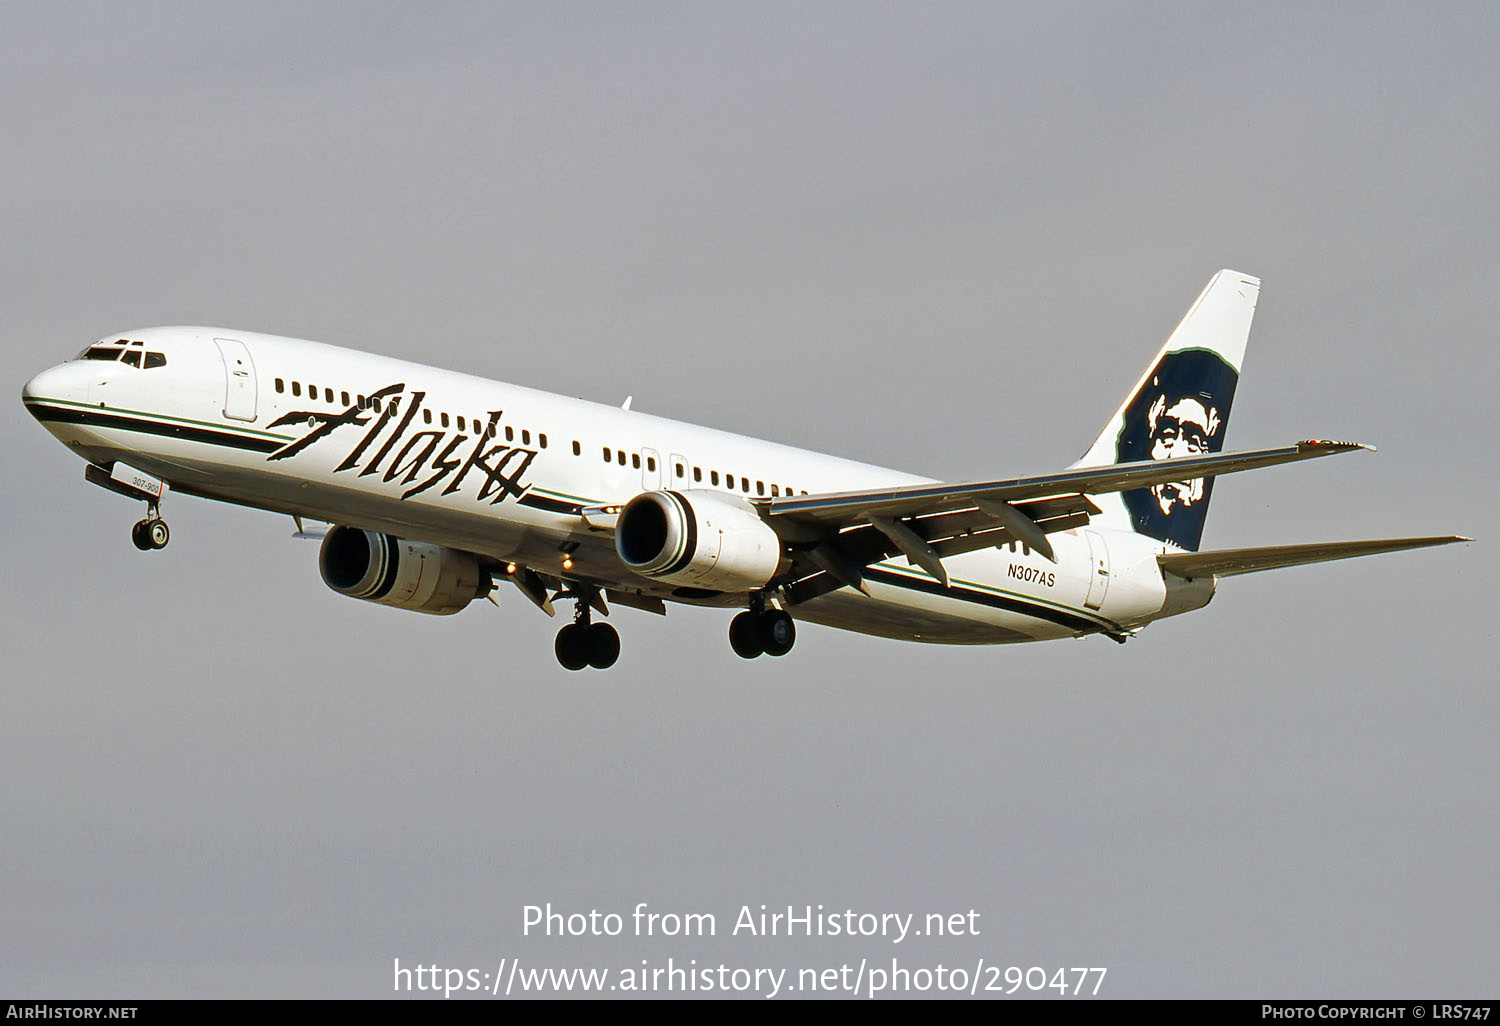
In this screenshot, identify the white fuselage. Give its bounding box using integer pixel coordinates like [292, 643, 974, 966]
[23, 327, 1210, 645]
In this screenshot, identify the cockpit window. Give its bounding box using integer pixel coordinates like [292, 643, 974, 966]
[80, 344, 166, 368]
[77, 338, 158, 363]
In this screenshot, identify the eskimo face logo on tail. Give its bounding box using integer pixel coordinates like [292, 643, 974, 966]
[1115, 349, 1238, 551]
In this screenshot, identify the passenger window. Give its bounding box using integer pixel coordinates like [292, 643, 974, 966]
[741, 477, 750, 492]
[309, 383, 317, 398]
[342, 391, 350, 406]
[440, 412, 449, 428]
[602, 446, 611, 462]
[711, 471, 720, 486]
[771, 484, 779, 496]
[121, 350, 141, 368]
[694, 467, 702, 482]
[144, 352, 166, 369]
[505, 426, 514, 442]
[631, 453, 641, 469]
[522, 429, 530, 445]
[756, 481, 764, 494]
[572, 441, 581, 456]
[539, 433, 547, 449]
[675, 463, 685, 478]
[457, 416, 465, 431]
[275, 378, 285, 393]
[617, 450, 626, 466]
[647, 456, 656, 471]
[325, 388, 333, 402]
[372, 397, 382, 412]
[423, 409, 432, 424]
[292, 382, 302, 397]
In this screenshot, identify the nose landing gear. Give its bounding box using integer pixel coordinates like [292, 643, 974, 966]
[83, 463, 172, 552]
[130, 504, 170, 551]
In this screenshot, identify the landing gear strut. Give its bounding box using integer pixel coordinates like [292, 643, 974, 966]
[729, 599, 796, 660]
[554, 587, 620, 671]
[131, 503, 170, 552]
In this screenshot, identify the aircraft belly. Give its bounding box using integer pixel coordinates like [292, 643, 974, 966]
[792, 582, 1074, 645]
[71, 438, 568, 564]
[73, 429, 1119, 639]
[46, 405, 1139, 641]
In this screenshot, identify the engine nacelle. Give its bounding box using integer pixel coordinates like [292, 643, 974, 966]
[319, 526, 490, 615]
[615, 490, 787, 592]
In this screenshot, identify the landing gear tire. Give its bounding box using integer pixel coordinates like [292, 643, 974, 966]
[131, 516, 170, 551]
[585, 623, 620, 669]
[760, 610, 796, 657]
[555, 623, 590, 671]
[729, 611, 766, 659]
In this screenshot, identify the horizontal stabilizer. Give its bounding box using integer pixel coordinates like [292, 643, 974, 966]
[1158, 536, 1470, 580]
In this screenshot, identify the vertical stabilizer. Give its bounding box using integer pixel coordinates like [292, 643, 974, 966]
[1073, 270, 1260, 551]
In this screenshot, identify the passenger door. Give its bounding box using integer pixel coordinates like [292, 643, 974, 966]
[1083, 530, 1111, 610]
[213, 338, 258, 422]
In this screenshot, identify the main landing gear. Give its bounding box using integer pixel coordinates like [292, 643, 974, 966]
[729, 601, 796, 660]
[130, 504, 170, 552]
[553, 586, 620, 671]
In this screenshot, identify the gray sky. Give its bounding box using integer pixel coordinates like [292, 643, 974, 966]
[3, 1, 1495, 999]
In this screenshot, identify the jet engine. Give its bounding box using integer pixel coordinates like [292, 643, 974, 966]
[319, 526, 490, 615]
[615, 490, 786, 592]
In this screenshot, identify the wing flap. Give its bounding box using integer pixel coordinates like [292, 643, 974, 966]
[929, 514, 1093, 560]
[1158, 536, 1469, 579]
[895, 494, 1099, 546]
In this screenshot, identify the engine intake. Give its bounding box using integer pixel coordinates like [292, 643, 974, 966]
[616, 490, 786, 592]
[319, 526, 489, 615]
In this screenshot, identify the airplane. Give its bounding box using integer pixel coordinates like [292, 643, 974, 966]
[21, 270, 1466, 670]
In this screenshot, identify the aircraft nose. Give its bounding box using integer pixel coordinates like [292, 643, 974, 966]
[22, 363, 78, 407]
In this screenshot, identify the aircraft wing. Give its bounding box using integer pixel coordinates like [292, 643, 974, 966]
[1157, 536, 1470, 579]
[764, 439, 1369, 591]
[766, 439, 1369, 532]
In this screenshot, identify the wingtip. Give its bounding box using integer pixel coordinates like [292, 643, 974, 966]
[1298, 439, 1375, 453]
